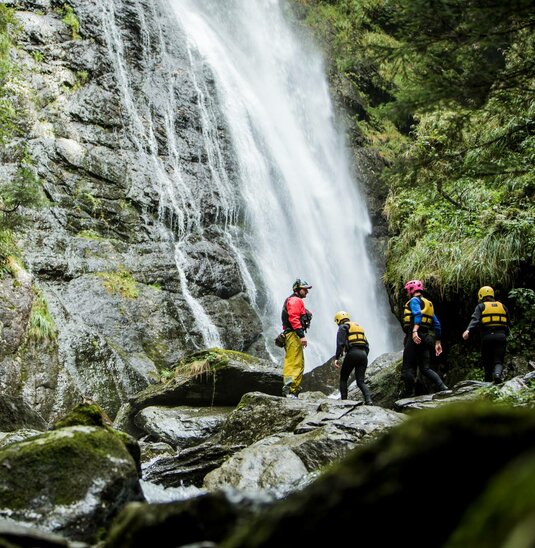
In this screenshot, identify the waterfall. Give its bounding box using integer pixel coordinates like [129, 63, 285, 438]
[98, 0, 229, 348]
[166, 0, 398, 367]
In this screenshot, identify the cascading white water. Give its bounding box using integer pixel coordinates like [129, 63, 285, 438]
[98, 0, 230, 348]
[167, 0, 398, 367]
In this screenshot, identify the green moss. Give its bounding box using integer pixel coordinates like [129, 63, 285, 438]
[78, 229, 103, 240]
[51, 404, 141, 474]
[141, 339, 170, 371]
[97, 269, 139, 299]
[73, 69, 88, 89]
[78, 191, 101, 212]
[177, 348, 255, 369]
[52, 402, 111, 429]
[0, 427, 133, 508]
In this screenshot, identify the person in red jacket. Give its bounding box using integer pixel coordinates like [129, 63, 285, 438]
[281, 278, 313, 398]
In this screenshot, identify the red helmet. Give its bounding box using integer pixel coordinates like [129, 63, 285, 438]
[405, 279, 424, 296]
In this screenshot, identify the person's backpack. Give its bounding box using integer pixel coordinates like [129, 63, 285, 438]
[301, 309, 313, 331]
[274, 332, 286, 348]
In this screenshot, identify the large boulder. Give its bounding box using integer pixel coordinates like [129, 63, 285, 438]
[143, 391, 405, 492]
[220, 401, 535, 547]
[113, 349, 281, 438]
[0, 425, 144, 544]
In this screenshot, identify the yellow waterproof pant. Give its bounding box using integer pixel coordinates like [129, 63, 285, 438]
[282, 331, 304, 396]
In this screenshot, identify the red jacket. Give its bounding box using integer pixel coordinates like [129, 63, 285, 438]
[281, 294, 307, 338]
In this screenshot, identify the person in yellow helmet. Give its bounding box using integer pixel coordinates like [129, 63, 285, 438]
[333, 311, 373, 405]
[280, 278, 313, 398]
[462, 286, 510, 383]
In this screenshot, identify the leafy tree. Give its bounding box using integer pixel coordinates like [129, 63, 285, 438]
[293, 0, 534, 364]
[370, 0, 535, 116]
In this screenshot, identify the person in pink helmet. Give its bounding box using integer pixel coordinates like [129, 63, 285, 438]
[401, 279, 449, 397]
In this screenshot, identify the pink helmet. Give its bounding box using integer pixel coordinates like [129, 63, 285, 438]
[405, 279, 424, 296]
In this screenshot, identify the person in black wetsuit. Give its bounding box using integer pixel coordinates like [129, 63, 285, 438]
[462, 285, 510, 383]
[401, 279, 449, 397]
[333, 311, 373, 405]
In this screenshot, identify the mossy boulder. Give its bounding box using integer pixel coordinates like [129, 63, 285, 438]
[113, 348, 281, 438]
[220, 400, 535, 547]
[53, 402, 142, 476]
[104, 491, 259, 548]
[445, 449, 535, 547]
[0, 425, 144, 544]
[52, 401, 113, 429]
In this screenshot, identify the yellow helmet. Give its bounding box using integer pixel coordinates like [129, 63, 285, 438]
[478, 286, 494, 302]
[334, 311, 350, 325]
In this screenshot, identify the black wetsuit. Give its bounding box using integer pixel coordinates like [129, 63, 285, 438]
[465, 299, 510, 382]
[335, 323, 372, 405]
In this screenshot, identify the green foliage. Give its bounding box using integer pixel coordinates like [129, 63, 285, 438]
[298, 0, 534, 305]
[0, 152, 47, 270]
[30, 50, 44, 63]
[480, 380, 535, 409]
[370, 0, 535, 116]
[380, 38, 535, 297]
[175, 348, 230, 377]
[159, 368, 174, 380]
[507, 288, 535, 358]
[0, 5, 18, 146]
[60, 4, 80, 40]
[0, 229, 15, 273]
[28, 288, 58, 345]
[295, 0, 534, 376]
[1, 149, 47, 221]
[0, 9, 47, 271]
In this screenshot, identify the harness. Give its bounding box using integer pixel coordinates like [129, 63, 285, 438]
[481, 301, 508, 329]
[345, 322, 368, 348]
[402, 296, 434, 331]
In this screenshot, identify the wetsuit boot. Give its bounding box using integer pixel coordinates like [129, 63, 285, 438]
[359, 383, 373, 405]
[339, 380, 348, 400]
[493, 363, 503, 384]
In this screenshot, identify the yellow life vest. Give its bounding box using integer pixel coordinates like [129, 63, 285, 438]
[347, 322, 368, 347]
[481, 301, 508, 328]
[402, 297, 434, 330]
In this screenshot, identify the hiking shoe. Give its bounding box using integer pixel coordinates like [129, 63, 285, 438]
[286, 393, 298, 399]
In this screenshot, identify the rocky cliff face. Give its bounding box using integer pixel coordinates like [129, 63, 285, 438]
[0, 0, 265, 423]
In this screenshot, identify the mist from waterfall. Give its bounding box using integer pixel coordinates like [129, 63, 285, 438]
[167, 0, 398, 367]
